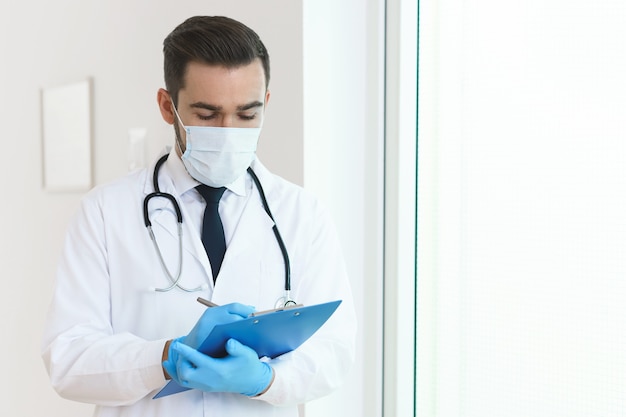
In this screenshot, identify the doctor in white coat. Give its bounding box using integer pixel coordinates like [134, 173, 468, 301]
[42, 16, 356, 417]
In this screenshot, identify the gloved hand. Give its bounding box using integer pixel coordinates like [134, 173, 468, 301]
[166, 303, 254, 380]
[183, 303, 255, 349]
[163, 338, 275, 397]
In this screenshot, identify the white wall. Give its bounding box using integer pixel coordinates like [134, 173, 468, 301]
[0, 1, 380, 415]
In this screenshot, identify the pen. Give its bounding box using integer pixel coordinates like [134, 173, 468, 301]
[197, 297, 219, 308]
[197, 297, 302, 316]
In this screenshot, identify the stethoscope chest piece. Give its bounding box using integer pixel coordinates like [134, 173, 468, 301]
[275, 291, 298, 309]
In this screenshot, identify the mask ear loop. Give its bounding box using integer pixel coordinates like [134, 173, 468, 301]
[170, 98, 187, 156]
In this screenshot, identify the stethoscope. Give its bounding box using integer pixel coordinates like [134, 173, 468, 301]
[143, 154, 297, 308]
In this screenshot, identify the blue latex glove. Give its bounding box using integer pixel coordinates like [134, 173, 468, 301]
[183, 303, 255, 349]
[166, 303, 254, 380]
[163, 338, 274, 396]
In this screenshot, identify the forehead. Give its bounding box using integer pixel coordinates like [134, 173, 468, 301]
[179, 60, 266, 106]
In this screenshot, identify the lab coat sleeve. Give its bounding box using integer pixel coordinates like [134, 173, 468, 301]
[253, 201, 357, 406]
[41, 191, 167, 406]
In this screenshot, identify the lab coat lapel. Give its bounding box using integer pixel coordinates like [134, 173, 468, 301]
[226, 196, 275, 260]
[214, 184, 275, 303]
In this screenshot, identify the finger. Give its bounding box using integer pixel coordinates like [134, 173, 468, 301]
[222, 303, 256, 318]
[175, 353, 200, 385]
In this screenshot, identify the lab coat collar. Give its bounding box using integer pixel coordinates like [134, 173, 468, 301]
[142, 147, 175, 196]
[247, 158, 279, 202]
[164, 147, 198, 196]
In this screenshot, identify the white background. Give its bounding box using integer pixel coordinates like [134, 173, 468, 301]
[418, 0, 626, 415]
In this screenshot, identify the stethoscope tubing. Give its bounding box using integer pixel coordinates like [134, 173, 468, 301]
[246, 167, 291, 293]
[143, 154, 293, 300]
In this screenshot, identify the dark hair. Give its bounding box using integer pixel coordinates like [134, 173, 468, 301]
[163, 16, 270, 105]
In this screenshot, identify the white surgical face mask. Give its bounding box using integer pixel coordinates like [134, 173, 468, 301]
[172, 102, 261, 187]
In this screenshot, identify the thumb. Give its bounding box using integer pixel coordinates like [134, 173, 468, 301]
[223, 303, 256, 318]
[225, 338, 255, 358]
[225, 338, 243, 355]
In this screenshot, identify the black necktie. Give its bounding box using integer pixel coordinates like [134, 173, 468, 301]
[196, 185, 227, 281]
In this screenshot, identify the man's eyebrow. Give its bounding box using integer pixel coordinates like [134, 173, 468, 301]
[188, 101, 264, 112]
[237, 101, 264, 111]
[190, 102, 221, 111]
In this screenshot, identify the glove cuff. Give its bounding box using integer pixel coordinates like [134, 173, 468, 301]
[249, 363, 275, 397]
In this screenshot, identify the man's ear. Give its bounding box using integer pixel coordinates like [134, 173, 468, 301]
[157, 88, 175, 125]
[264, 89, 271, 107]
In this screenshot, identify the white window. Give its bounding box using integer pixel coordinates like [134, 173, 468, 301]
[417, 0, 626, 416]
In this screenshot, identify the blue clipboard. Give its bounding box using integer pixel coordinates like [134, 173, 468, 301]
[153, 299, 342, 399]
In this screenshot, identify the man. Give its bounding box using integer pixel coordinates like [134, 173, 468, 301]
[42, 16, 356, 416]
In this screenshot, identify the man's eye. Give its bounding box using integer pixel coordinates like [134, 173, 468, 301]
[239, 113, 256, 121]
[197, 114, 216, 121]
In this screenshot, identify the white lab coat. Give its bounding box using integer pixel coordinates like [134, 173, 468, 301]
[41, 150, 356, 417]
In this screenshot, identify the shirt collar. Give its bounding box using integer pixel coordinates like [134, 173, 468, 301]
[165, 147, 248, 197]
[224, 173, 247, 196]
